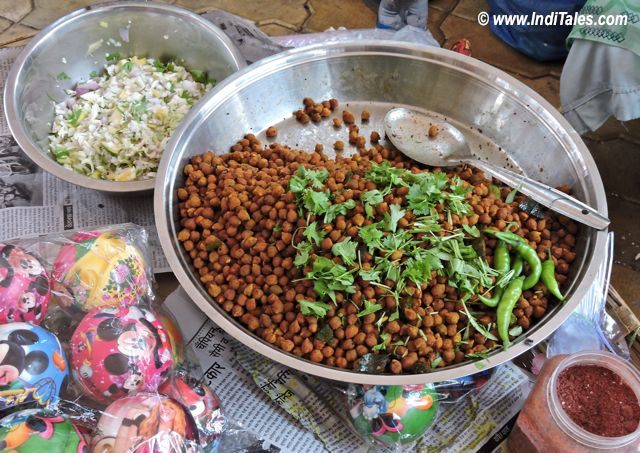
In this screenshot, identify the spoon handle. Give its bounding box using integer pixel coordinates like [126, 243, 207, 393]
[469, 160, 610, 231]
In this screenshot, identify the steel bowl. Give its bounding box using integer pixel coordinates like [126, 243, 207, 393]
[156, 42, 608, 384]
[4, 1, 245, 194]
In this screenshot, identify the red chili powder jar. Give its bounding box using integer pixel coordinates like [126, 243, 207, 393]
[508, 351, 640, 452]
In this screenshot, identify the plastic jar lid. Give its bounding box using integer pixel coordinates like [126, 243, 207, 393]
[547, 350, 640, 450]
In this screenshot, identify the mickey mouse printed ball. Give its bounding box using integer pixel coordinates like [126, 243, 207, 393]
[0, 244, 50, 324]
[0, 323, 68, 411]
[70, 306, 173, 404]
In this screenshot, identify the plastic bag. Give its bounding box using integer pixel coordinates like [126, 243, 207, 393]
[342, 368, 494, 449]
[0, 224, 225, 452]
[201, 10, 439, 67]
[546, 232, 619, 358]
[272, 26, 440, 50]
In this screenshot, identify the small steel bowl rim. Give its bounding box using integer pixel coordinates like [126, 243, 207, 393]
[3, 0, 245, 193]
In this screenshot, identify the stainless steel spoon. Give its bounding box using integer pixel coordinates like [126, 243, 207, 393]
[384, 108, 610, 230]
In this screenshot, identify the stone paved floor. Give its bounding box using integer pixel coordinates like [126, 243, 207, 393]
[2, 0, 640, 312]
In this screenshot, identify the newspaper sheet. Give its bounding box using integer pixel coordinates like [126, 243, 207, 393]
[164, 287, 532, 453]
[0, 47, 170, 272]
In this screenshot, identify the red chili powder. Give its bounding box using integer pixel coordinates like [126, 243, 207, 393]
[557, 365, 640, 437]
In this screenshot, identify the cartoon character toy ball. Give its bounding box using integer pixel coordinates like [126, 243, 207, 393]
[156, 311, 184, 366]
[0, 323, 68, 411]
[93, 393, 198, 453]
[0, 409, 87, 452]
[70, 306, 173, 404]
[0, 244, 50, 325]
[348, 384, 439, 447]
[51, 231, 148, 312]
[160, 374, 224, 449]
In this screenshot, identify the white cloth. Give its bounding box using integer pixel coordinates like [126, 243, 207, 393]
[560, 39, 640, 134]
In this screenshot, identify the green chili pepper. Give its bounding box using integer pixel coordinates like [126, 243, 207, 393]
[494, 240, 510, 275]
[484, 229, 541, 290]
[512, 255, 524, 277]
[517, 242, 542, 290]
[541, 251, 564, 301]
[478, 288, 503, 307]
[497, 276, 525, 346]
[479, 240, 510, 307]
[484, 229, 525, 245]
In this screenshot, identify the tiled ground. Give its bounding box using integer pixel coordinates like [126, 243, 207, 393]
[2, 0, 639, 313]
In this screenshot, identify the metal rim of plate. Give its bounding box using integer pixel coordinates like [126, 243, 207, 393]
[155, 41, 608, 384]
[3, 0, 246, 194]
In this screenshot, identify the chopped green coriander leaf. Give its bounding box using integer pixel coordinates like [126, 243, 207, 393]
[411, 215, 442, 234]
[505, 187, 518, 203]
[299, 300, 333, 317]
[300, 167, 329, 189]
[359, 223, 384, 251]
[105, 52, 120, 62]
[273, 222, 282, 233]
[56, 72, 70, 80]
[406, 171, 449, 215]
[179, 90, 191, 99]
[89, 70, 99, 78]
[324, 199, 356, 223]
[462, 224, 481, 238]
[303, 189, 331, 215]
[153, 59, 167, 72]
[306, 256, 355, 303]
[294, 242, 312, 267]
[444, 192, 471, 216]
[302, 221, 325, 245]
[359, 267, 381, 282]
[191, 69, 210, 84]
[508, 325, 523, 337]
[372, 332, 390, 351]
[461, 299, 498, 341]
[357, 299, 383, 317]
[388, 310, 400, 322]
[289, 174, 308, 193]
[384, 204, 405, 232]
[331, 238, 358, 266]
[466, 350, 491, 360]
[402, 253, 439, 287]
[489, 184, 502, 198]
[430, 354, 442, 368]
[365, 161, 409, 188]
[121, 61, 133, 72]
[361, 190, 384, 218]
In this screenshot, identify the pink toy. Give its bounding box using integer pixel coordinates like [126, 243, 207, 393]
[69, 306, 173, 404]
[93, 393, 198, 453]
[160, 374, 225, 449]
[51, 231, 148, 312]
[0, 244, 50, 324]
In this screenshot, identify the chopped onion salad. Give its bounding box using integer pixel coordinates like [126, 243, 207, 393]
[49, 56, 212, 181]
